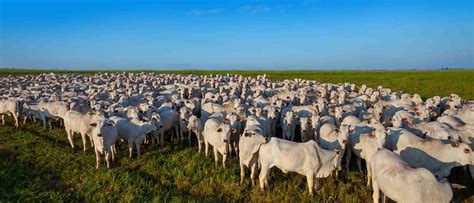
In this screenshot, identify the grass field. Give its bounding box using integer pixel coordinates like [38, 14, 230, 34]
[0, 69, 473, 202]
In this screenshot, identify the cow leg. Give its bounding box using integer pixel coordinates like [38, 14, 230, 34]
[213, 148, 219, 167]
[188, 131, 192, 146]
[14, 114, 19, 128]
[135, 141, 141, 157]
[198, 138, 203, 153]
[240, 164, 246, 184]
[345, 147, 351, 170]
[1, 115, 4, 124]
[204, 140, 209, 157]
[367, 161, 372, 187]
[89, 134, 94, 148]
[128, 142, 133, 158]
[23, 115, 28, 125]
[111, 145, 116, 162]
[250, 163, 257, 186]
[42, 117, 47, 130]
[314, 178, 320, 191]
[105, 151, 111, 168]
[306, 173, 314, 195]
[357, 157, 363, 172]
[372, 176, 380, 203]
[160, 131, 165, 145]
[48, 118, 52, 130]
[259, 163, 270, 193]
[95, 149, 100, 169]
[80, 133, 87, 151]
[66, 129, 75, 149]
[176, 125, 180, 142]
[234, 143, 239, 157]
[179, 126, 184, 142]
[222, 153, 227, 168]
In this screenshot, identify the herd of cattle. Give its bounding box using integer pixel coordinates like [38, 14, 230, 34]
[0, 72, 473, 202]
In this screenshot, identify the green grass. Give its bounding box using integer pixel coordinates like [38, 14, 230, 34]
[0, 121, 374, 202]
[1, 69, 473, 99]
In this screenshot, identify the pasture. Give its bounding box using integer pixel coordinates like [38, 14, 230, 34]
[0, 69, 473, 202]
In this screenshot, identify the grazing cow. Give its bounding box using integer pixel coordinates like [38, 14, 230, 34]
[385, 127, 473, 177]
[258, 138, 342, 195]
[371, 149, 464, 203]
[202, 114, 232, 167]
[0, 98, 22, 128]
[90, 119, 118, 168]
[109, 116, 157, 157]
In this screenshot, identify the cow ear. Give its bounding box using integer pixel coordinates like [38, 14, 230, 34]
[217, 128, 223, 132]
[90, 123, 97, 127]
[451, 183, 466, 190]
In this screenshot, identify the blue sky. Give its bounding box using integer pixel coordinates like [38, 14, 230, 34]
[0, 0, 473, 70]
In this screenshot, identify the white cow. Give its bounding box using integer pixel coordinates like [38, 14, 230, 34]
[282, 110, 297, 141]
[110, 116, 157, 157]
[202, 114, 232, 167]
[22, 103, 50, 129]
[63, 110, 105, 151]
[371, 149, 463, 203]
[90, 119, 118, 168]
[226, 113, 242, 156]
[385, 127, 473, 177]
[0, 99, 22, 128]
[200, 100, 239, 122]
[187, 115, 204, 152]
[239, 123, 268, 185]
[258, 138, 342, 194]
[346, 121, 386, 186]
[157, 106, 179, 143]
[318, 124, 352, 151]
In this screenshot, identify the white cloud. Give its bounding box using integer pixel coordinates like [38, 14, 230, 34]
[237, 4, 272, 14]
[188, 8, 225, 16]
